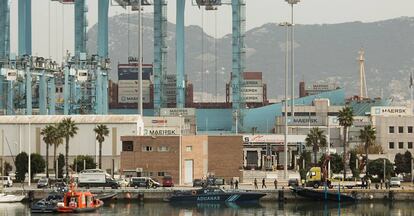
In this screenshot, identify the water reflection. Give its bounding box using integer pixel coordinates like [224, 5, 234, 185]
[3, 201, 414, 216]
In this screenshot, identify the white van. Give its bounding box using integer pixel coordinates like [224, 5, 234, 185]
[0, 176, 13, 187]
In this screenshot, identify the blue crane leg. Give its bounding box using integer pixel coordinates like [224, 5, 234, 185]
[48, 77, 55, 115]
[39, 71, 47, 115]
[176, 0, 185, 108]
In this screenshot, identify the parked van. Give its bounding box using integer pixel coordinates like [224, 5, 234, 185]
[0, 176, 13, 187]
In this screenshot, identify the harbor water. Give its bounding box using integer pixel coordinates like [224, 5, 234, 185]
[1, 201, 413, 216]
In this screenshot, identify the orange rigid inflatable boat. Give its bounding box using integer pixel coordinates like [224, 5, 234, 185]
[57, 182, 103, 213]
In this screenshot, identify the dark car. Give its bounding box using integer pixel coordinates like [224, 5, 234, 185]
[130, 177, 160, 188]
[37, 178, 49, 188]
[162, 176, 174, 187]
[193, 179, 206, 187]
[288, 178, 299, 187]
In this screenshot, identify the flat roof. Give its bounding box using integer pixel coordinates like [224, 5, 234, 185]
[0, 115, 143, 124]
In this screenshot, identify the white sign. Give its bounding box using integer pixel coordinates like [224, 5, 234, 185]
[353, 116, 371, 126]
[286, 116, 325, 126]
[143, 117, 183, 127]
[144, 127, 179, 136]
[241, 87, 263, 95]
[118, 95, 150, 103]
[370, 106, 410, 116]
[243, 134, 307, 143]
[241, 95, 263, 103]
[161, 108, 196, 117]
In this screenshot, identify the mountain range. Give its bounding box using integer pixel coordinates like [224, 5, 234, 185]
[86, 14, 414, 103]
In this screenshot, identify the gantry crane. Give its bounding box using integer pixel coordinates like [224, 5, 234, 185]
[194, 0, 246, 132]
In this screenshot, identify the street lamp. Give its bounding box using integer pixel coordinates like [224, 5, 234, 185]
[279, 22, 292, 180]
[285, 0, 300, 117]
[137, 0, 143, 116]
[179, 114, 182, 186]
[25, 115, 32, 186]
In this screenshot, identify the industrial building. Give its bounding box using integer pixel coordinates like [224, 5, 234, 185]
[120, 135, 243, 185]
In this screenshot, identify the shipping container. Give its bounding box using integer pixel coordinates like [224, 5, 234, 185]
[243, 72, 262, 80]
[244, 79, 263, 86]
[118, 64, 153, 80]
[241, 86, 263, 95]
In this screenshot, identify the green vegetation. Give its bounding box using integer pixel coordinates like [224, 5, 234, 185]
[94, 124, 109, 169]
[359, 125, 376, 175]
[394, 151, 412, 175]
[305, 127, 327, 165]
[15, 152, 28, 182]
[338, 106, 354, 179]
[72, 155, 96, 172]
[58, 118, 78, 180]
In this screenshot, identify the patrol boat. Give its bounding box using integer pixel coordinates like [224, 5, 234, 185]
[167, 187, 266, 203]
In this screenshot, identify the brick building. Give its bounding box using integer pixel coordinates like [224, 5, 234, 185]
[120, 135, 243, 185]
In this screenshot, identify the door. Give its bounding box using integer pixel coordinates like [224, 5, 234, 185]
[184, 160, 193, 184]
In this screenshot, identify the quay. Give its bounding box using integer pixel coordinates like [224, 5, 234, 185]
[5, 187, 414, 202]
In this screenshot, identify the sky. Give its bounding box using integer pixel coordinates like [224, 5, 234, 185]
[8, 0, 414, 61]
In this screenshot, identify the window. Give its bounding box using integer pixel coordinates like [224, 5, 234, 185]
[398, 142, 404, 149]
[408, 126, 413, 133]
[389, 142, 394, 149]
[186, 146, 193, 152]
[389, 126, 394, 133]
[158, 172, 165, 177]
[122, 141, 133, 151]
[142, 146, 153, 152]
[398, 126, 404, 133]
[408, 142, 413, 149]
[158, 146, 169, 152]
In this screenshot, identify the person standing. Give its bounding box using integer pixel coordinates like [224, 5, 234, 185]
[274, 179, 278, 189]
[235, 179, 239, 189]
[262, 178, 267, 189]
[254, 178, 258, 189]
[230, 178, 234, 189]
[368, 178, 372, 189]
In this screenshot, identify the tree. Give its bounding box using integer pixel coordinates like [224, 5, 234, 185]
[72, 155, 96, 172]
[94, 124, 109, 169]
[1, 161, 12, 176]
[319, 153, 344, 174]
[51, 124, 63, 178]
[305, 127, 327, 165]
[15, 152, 28, 182]
[30, 153, 45, 180]
[58, 118, 78, 180]
[394, 151, 412, 174]
[40, 125, 56, 178]
[58, 154, 65, 178]
[349, 150, 360, 178]
[359, 125, 376, 176]
[367, 158, 393, 179]
[338, 106, 354, 179]
[299, 151, 312, 180]
[355, 143, 383, 155]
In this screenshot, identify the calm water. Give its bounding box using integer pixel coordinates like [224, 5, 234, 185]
[1, 201, 413, 216]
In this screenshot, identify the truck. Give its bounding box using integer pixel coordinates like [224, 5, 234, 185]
[305, 167, 362, 189]
[78, 172, 119, 189]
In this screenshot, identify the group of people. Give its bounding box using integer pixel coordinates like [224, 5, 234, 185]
[229, 178, 239, 189]
[253, 178, 278, 189]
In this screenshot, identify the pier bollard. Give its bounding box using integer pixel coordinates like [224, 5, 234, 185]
[138, 192, 144, 202]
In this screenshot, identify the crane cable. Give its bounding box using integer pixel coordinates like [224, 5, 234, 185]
[214, 10, 218, 102]
[201, 8, 204, 102]
[127, 7, 130, 57]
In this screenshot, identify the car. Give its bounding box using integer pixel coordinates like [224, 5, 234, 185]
[193, 179, 206, 187]
[37, 178, 49, 188]
[0, 176, 13, 187]
[288, 178, 299, 187]
[130, 177, 160, 188]
[389, 177, 401, 187]
[162, 176, 174, 187]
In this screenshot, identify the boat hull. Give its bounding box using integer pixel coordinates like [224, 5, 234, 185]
[292, 187, 356, 202]
[57, 200, 103, 213]
[0, 195, 25, 203]
[169, 192, 265, 203]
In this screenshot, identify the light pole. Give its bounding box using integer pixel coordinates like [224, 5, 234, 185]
[137, 0, 143, 116]
[27, 116, 32, 186]
[179, 114, 182, 185]
[279, 22, 292, 180]
[286, 0, 300, 117]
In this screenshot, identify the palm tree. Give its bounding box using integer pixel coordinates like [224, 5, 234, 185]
[58, 118, 78, 179]
[94, 124, 110, 169]
[40, 125, 55, 178]
[338, 106, 354, 179]
[305, 127, 327, 165]
[51, 124, 63, 176]
[359, 125, 376, 176]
